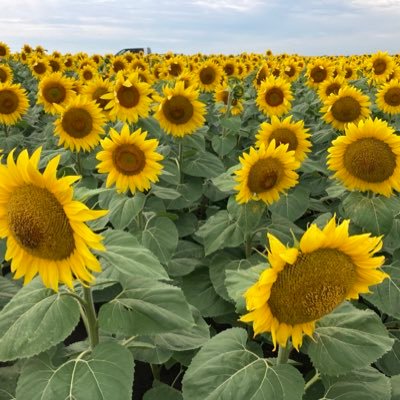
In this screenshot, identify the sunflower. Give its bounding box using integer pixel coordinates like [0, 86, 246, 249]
[96, 124, 164, 194]
[240, 216, 387, 350]
[81, 76, 113, 117]
[376, 79, 400, 115]
[222, 60, 236, 77]
[327, 118, 400, 196]
[79, 65, 98, 83]
[37, 72, 76, 114]
[0, 63, 13, 84]
[54, 95, 106, 152]
[48, 55, 64, 73]
[165, 57, 185, 78]
[214, 85, 244, 116]
[0, 42, 10, 59]
[282, 60, 301, 82]
[102, 71, 152, 123]
[0, 82, 30, 125]
[154, 81, 206, 137]
[368, 51, 394, 84]
[256, 76, 293, 117]
[0, 148, 107, 291]
[306, 59, 334, 89]
[254, 63, 269, 87]
[318, 76, 347, 101]
[234, 141, 299, 205]
[29, 56, 50, 79]
[110, 55, 128, 74]
[321, 86, 371, 131]
[255, 116, 311, 163]
[196, 60, 223, 92]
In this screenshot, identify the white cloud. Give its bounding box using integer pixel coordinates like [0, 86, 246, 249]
[191, 0, 263, 12]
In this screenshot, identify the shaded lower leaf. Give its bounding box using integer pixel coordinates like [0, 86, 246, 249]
[182, 328, 304, 400]
[16, 342, 134, 400]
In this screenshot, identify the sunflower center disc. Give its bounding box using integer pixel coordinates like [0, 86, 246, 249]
[384, 87, 400, 106]
[0, 90, 19, 114]
[83, 70, 93, 80]
[113, 144, 146, 175]
[373, 59, 387, 75]
[265, 88, 284, 107]
[93, 87, 109, 110]
[163, 95, 194, 124]
[0, 69, 7, 83]
[268, 248, 356, 325]
[169, 63, 182, 77]
[117, 85, 140, 108]
[0, 47, 6, 56]
[269, 128, 299, 151]
[311, 66, 327, 83]
[326, 83, 341, 96]
[62, 107, 93, 138]
[7, 184, 75, 260]
[113, 61, 125, 72]
[224, 64, 234, 76]
[331, 95, 361, 122]
[34, 63, 46, 74]
[247, 158, 282, 193]
[44, 84, 66, 103]
[343, 137, 396, 182]
[200, 67, 216, 84]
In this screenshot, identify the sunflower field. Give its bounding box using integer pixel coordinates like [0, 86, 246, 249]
[0, 41, 400, 400]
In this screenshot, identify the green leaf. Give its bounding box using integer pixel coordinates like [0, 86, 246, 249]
[269, 186, 310, 221]
[305, 303, 394, 375]
[391, 375, 400, 400]
[211, 164, 239, 193]
[100, 230, 168, 280]
[225, 264, 266, 312]
[99, 277, 194, 336]
[142, 217, 179, 264]
[0, 365, 19, 400]
[126, 337, 172, 364]
[267, 213, 304, 246]
[0, 279, 80, 361]
[195, 210, 244, 256]
[181, 267, 234, 317]
[363, 265, 400, 319]
[165, 179, 204, 210]
[175, 213, 198, 238]
[182, 328, 305, 400]
[108, 193, 146, 229]
[166, 240, 204, 277]
[16, 342, 134, 400]
[152, 185, 182, 200]
[212, 135, 236, 157]
[375, 332, 400, 376]
[321, 367, 391, 400]
[183, 151, 225, 178]
[343, 192, 394, 235]
[0, 276, 20, 309]
[144, 383, 182, 400]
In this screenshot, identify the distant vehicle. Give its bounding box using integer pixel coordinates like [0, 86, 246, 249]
[115, 47, 152, 56]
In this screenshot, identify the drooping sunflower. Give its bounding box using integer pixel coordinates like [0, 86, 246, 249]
[196, 60, 223, 92]
[376, 79, 400, 115]
[255, 116, 311, 163]
[96, 124, 164, 194]
[154, 81, 206, 137]
[327, 118, 400, 196]
[256, 76, 293, 117]
[240, 216, 387, 350]
[54, 95, 106, 152]
[0, 63, 13, 84]
[234, 141, 299, 205]
[102, 71, 152, 123]
[214, 85, 244, 116]
[0, 148, 107, 291]
[81, 76, 113, 117]
[0, 42, 10, 59]
[37, 72, 76, 114]
[321, 86, 371, 131]
[0, 82, 30, 125]
[318, 76, 347, 102]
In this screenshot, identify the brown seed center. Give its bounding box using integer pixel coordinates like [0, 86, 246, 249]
[247, 158, 282, 193]
[112, 144, 146, 175]
[62, 108, 93, 138]
[384, 87, 400, 107]
[200, 66, 216, 85]
[0, 90, 19, 114]
[331, 96, 361, 122]
[311, 66, 327, 83]
[163, 95, 194, 124]
[265, 87, 284, 107]
[117, 85, 140, 108]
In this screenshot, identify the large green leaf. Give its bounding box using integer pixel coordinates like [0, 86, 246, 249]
[269, 186, 310, 221]
[0, 276, 20, 309]
[99, 230, 168, 279]
[343, 192, 394, 235]
[0, 279, 80, 361]
[108, 192, 146, 229]
[16, 342, 134, 400]
[0, 365, 19, 400]
[142, 217, 179, 264]
[364, 265, 400, 319]
[392, 375, 400, 400]
[321, 367, 391, 400]
[126, 337, 172, 364]
[305, 303, 394, 375]
[376, 332, 400, 377]
[144, 383, 183, 400]
[182, 328, 304, 400]
[99, 277, 194, 336]
[182, 150, 225, 178]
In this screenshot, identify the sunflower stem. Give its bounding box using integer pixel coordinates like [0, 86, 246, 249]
[304, 370, 320, 391]
[276, 342, 292, 364]
[82, 285, 99, 349]
[178, 140, 184, 184]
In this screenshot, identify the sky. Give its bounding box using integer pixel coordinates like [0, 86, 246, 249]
[2, 0, 400, 56]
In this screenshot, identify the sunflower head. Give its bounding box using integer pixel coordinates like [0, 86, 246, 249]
[234, 140, 300, 205]
[240, 216, 387, 350]
[328, 117, 400, 196]
[0, 82, 30, 125]
[196, 61, 223, 92]
[96, 124, 164, 194]
[376, 79, 400, 115]
[0, 63, 13, 83]
[0, 148, 107, 291]
[0, 42, 10, 59]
